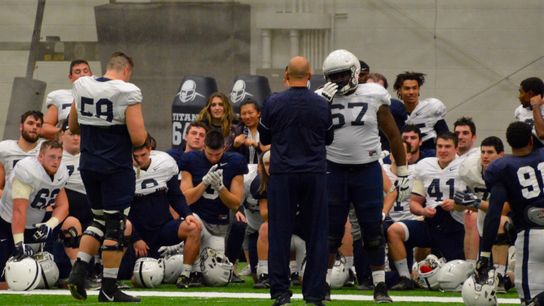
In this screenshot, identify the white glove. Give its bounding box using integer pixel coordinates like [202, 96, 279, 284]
[210, 169, 225, 191]
[321, 82, 338, 103]
[158, 241, 184, 257]
[395, 165, 410, 202]
[202, 164, 219, 186]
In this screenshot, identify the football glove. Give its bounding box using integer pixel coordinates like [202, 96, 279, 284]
[210, 169, 225, 191]
[32, 217, 60, 242]
[395, 165, 410, 202]
[202, 164, 219, 186]
[158, 242, 184, 257]
[13, 241, 34, 260]
[454, 190, 481, 209]
[321, 82, 338, 103]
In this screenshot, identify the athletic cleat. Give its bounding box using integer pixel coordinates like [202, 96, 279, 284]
[176, 275, 191, 289]
[98, 289, 140, 303]
[239, 265, 251, 276]
[290, 272, 301, 286]
[373, 282, 393, 303]
[67, 259, 89, 300]
[230, 273, 245, 284]
[324, 283, 331, 301]
[189, 271, 203, 287]
[253, 273, 270, 289]
[272, 291, 292, 306]
[390, 276, 416, 290]
[345, 268, 356, 287]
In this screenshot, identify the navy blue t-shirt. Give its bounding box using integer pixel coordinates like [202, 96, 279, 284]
[258, 87, 333, 174]
[79, 124, 133, 172]
[180, 151, 248, 225]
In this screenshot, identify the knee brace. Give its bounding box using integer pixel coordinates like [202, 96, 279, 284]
[101, 210, 127, 252]
[83, 210, 106, 243]
[362, 223, 385, 251]
[60, 226, 81, 249]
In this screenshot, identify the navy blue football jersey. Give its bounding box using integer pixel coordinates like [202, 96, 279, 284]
[485, 149, 544, 230]
[180, 151, 248, 225]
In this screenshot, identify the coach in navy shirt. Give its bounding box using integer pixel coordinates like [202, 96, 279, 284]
[259, 56, 333, 306]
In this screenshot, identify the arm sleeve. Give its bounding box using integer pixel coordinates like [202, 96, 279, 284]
[434, 119, 449, 135]
[166, 175, 191, 218]
[480, 182, 507, 253]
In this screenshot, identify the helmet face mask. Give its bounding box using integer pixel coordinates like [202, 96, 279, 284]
[462, 271, 499, 306]
[322, 49, 360, 95]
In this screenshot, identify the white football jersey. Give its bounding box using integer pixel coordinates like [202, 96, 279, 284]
[243, 164, 261, 231]
[405, 98, 446, 143]
[383, 164, 419, 221]
[457, 147, 480, 162]
[413, 157, 466, 224]
[134, 150, 178, 196]
[514, 105, 544, 144]
[62, 151, 85, 194]
[46, 89, 73, 122]
[317, 83, 390, 164]
[458, 153, 488, 235]
[0, 156, 69, 228]
[73, 76, 142, 126]
[0, 139, 44, 180]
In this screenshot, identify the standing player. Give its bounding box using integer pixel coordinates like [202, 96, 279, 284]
[317, 49, 408, 303]
[0, 111, 44, 197]
[178, 129, 247, 288]
[0, 140, 69, 284]
[42, 60, 93, 139]
[477, 122, 544, 305]
[67, 51, 147, 303]
[393, 72, 449, 153]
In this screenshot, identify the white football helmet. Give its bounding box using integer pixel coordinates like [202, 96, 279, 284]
[330, 256, 349, 289]
[322, 49, 360, 95]
[200, 247, 233, 286]
[462, 271, 498, 306]
[159, 254, 184, 284]
[438, 260, 475, 292]
[4, 256, 42, 291]
[413, 254, 445, 290]
[132, 257, 164, 288]
[34, 251, 59, 289]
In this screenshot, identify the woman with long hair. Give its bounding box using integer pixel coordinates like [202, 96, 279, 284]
[196, 92, 237, 150]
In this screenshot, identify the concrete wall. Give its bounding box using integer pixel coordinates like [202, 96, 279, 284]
[0, 0, 543, 149]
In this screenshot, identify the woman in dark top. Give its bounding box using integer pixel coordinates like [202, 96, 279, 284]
[233, 99, 270, 164]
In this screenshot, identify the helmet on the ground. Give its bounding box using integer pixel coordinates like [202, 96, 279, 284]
[462, 271, 498, 306]
[34, 251, 59, 289]
[200, 247, 233, 286]
[330, 255, 349, 289]
[132, 257, 164, 288]
[437, 259, 474, 292]
[413, 254, 444, 290]
[159, 254, 184, 284]
[4, 256, 42, 291]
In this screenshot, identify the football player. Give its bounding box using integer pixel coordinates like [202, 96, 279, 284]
[67, 51, 147, 303]
[0, 140, 69, 286]
[515, 77, 544, 149]
[120, 136, 201, 287]
[0, 110, 44, 197]
[41, 60, 92, 139]
[477, 122, 544, 305]
[393, 71, 449, 154]
[178, 129, 247, 288]
[388, 132, 466, 290]
[316, 49, 409, 303]
[455, 136, 513, 292]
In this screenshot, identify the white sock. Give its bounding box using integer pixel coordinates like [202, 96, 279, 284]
[77, 252, 92, 263]
[345, 256, 354, 270]
[289, 260, 297, 274]
[182, 264, 192, 277]
[495, 264, 506, 276]
[372, 270, 385, 285]
[393, 259, 411, 278]
[258, 260, 268, 275]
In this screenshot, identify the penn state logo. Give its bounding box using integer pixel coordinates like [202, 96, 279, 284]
[230, 80, 253, 104]
[177, 80, 205, 103]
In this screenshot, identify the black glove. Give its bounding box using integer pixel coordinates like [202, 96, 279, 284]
[32, 223, 53, 242]
[454, 190, 481, 209]
[13, 241, 34, 260]
[475, 256, 492, 284]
